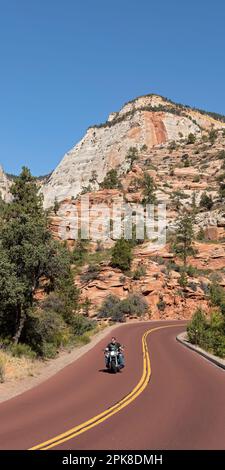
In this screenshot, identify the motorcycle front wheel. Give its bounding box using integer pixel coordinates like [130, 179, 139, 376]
[111, 360, 117, 373]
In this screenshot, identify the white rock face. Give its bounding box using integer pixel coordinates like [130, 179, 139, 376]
[41, 94, 225, 207]
[0, 167, 12, 202]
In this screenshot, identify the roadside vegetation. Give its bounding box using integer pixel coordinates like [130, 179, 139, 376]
[98, 293, 148, 322]
[0, 168, 96, 374]
[187, 283, 225, 358]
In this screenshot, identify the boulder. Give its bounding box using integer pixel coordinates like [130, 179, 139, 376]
[204, 226, 219, 241]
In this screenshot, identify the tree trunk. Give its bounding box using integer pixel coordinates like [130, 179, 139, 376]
[13, 308, 26, 344]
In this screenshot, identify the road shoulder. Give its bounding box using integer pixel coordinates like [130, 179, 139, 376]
[177, 332, 225, 370]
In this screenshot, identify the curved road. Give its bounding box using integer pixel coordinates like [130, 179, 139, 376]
[0, 321, 225, 450]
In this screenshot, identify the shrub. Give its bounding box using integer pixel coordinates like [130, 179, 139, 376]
[126, 147, 138, 166]
[187, 281, 197, 292]
[141, 144, 148, 152]
[132, 265, 146, 280]
[170, 190, 188, 210]
[209, 272, 223, 284]
[193, 175, 200, 182]
[181, 153, 190, 167]
[111, 239, 133, 271]
[199, 192, 213, 210]
[157, 295, 166, 312]
[151, 255, 165, 265]
[217, 150, 225, 160]
[187, 308, 208, 345]
[24, 309, 70, 357]
[185, 264, 197, 277]
[196, 227, 205, 240]
[0, 353, 6, 383]
[98, 295, 121, 319]
[199, 281, 210, 295]
[41, 342, 58, 359]
[98, 294, 148, 321]
[119, 294, 148, 317]
[80, 265, 100, 283]
[202, 134, 208, 142]
[209, 129, 218, 144]
[100, 169, 122, 190]
[71, 239, 89, 265]
[81, 297, 92, 316]
[168, 140, 177, 152]
[80, 184, 92, 195]
[53, 198, 60, 215]
[210, 310, 224, 330]
[165, 261, 180, 272]
[187, 133, 196, 144]
[209, 282, 225, 313]
[41, 293, 65, 315]
[9, 343, 36, 359]
[200, 328, 225, 357]
[76, 334, 91, 345]
[219, 181, 225, 200]
[209, 331, 225, 357]
[70, 314, 96, 336]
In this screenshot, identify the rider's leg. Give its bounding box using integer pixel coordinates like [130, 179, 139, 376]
[118, 353, 125, 368]
[105, 355, 109, 368]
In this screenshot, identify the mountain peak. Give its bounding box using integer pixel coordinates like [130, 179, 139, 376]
[40, 94, 225, 207]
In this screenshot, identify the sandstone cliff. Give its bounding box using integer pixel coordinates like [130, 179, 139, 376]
[49, 115, 225, 320]
[41, 94, 225, 208]
[0, 167, 12, 202]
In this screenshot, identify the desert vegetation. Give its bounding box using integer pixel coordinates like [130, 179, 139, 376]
[0, 168, 96, 373]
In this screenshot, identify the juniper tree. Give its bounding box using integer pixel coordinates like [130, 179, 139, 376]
[172, 212, 195, 266]
[126, 147, 138, 167]
[111, 239, 133, 271]
[100, 169, 122, 190]
[0, 167, 79, 343]
[140, 172, 157, 205]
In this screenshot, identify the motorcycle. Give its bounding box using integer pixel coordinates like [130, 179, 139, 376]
[104, 347, 121, 373]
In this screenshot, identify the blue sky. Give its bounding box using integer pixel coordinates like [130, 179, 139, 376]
[0, 0, 225, 176]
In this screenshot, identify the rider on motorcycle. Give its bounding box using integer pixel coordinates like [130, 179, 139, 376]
[104, 336, 125, 369]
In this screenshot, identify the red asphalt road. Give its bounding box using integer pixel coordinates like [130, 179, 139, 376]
[0, 321, 225, 450]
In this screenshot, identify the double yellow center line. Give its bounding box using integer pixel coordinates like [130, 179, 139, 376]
[30, 324, 180, 450]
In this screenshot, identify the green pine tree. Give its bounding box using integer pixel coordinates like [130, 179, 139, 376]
[0, 167, 79, 343]
[172, 213, 195, 266]
[111, 239, 133, 271]
[140, 172, 157, 204]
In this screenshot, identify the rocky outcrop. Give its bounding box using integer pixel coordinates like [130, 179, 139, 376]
[49, 189, 124, 246]
[77, 239, 225, 320]
[41, 94, 225, 208]
[0, 167, 12, 202]
[195, 210, 225, 229]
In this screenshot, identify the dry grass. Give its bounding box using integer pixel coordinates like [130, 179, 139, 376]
[0, 350, 39, 383]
